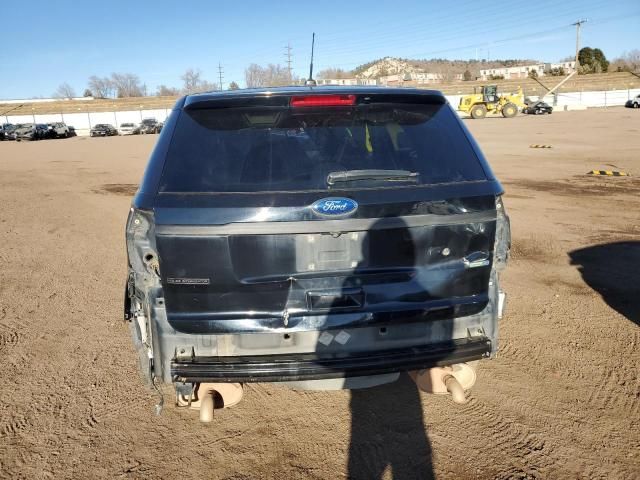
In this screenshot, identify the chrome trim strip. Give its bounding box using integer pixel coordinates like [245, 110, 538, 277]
[156, 211, 496, 236]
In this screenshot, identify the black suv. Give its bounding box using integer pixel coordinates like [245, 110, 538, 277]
[90, 124, 117, 137]
[139, 118, 161, 134]
[125, 87, 510, 414]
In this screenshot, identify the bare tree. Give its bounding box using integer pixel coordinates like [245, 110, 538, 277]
[88, 75, 114, 98]
[181, 68, 202, 94]
[180, 68, 217, 94]
[245, 63, 292, 88]
[156, 84, 181, 96]
[317, 68, 352, 79]
[228, 81, 240, 90]
[245, 64, 264, 88]
[110, 73, 144, 97]
[611, 49, 640, 72]
[625, 49, 640, 71]
[53, 82, 76, 99]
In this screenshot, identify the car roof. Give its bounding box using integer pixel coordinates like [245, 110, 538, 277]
[183, 85, 445, 108]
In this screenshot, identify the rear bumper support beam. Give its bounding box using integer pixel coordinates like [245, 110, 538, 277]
[171, 336, 491, 383]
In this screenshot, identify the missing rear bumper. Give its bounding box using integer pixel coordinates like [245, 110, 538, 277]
[171, 336, 491, 383]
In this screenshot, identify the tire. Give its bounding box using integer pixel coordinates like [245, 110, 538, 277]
[501, 103, 517, 118]
[634, 102, 639, 108]
[470, 104, 487, 119]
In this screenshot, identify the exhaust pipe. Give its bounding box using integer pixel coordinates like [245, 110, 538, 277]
[199, 390, 215, 423]
[175, 383, 244, 422]
[410, 362, 477, 404]
[443, 374, 467, 404]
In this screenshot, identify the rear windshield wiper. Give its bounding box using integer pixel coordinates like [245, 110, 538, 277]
[327, 169, 419, 185]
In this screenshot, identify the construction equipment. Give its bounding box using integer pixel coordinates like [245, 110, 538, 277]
[458, 85, 526, 119]
[526, 71, 577, 110]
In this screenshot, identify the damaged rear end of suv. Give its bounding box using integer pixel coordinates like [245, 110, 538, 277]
[124, 86, 510, 420]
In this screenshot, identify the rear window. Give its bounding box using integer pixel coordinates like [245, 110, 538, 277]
[159, 101, 486, 193]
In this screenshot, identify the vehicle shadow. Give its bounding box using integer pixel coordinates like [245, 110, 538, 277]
[316, 217, 439, 479]
[569, 241, 640, 326]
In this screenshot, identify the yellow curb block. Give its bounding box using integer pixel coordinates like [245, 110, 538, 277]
[587, 170, 629, 176]
[529, 144, 552, 148]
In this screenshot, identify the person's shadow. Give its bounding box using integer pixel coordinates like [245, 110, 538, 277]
[314, 217, 438, 479]
[348, 375, 433, 479]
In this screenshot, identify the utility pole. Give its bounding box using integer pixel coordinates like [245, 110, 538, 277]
[218, 63, 224, 91]
[284, 42, 293, 83]
[572, 19, 588, 70]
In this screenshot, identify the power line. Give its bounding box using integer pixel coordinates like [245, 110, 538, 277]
[314, 0, 608, 59]
[572, 19, 588, 68]
[312, 10, 638, 71]
[284, 42, 293, 82]
[217, 63, 224, 91]
[212, 0, 610, 70]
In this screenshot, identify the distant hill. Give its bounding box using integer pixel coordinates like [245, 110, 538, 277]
[348, 56, 541, 80]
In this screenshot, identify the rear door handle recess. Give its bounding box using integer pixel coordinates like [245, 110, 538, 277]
[307, 288, 364, 310]
[463, 251, 490, 268]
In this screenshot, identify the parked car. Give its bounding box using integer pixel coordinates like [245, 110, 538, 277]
[90, 124, 118, 137]
[138, 118, 161, 134]
[118, 122, 139, 135]
[625, 94, 640, 108]
[523, 100, 553, 115]
[125, 87, 510, 419]
[47, 122, 71, 138]
[2, 124, 18, 140]
[37, 124, 50, 138]
[15, 123, 49, 141]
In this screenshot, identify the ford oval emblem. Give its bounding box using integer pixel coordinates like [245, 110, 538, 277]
[311, 197, 358, 218]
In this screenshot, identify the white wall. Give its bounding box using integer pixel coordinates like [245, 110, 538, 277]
[2, 108, 171, 135]
[3, 89, 639, 133]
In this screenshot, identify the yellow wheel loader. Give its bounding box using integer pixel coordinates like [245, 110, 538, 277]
[458, 85, 525, 119]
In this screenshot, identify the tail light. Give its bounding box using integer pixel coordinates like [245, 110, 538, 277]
[126, 207, 160, 277]
[494, 196, 510, 269]
[290, 94, 356, 107]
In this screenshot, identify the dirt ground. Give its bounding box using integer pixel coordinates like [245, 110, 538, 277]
[0, 108, 638, 479]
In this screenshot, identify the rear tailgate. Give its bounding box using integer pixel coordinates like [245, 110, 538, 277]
[152, 92, 500, 333]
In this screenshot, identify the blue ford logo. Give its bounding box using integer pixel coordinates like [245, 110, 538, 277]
[311, 197, 358, 217]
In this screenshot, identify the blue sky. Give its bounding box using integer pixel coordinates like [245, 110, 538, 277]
[0, 0, 638, 99]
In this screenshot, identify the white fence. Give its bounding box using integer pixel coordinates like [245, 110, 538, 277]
[3, 88, 639, 134]
[2, 108, 171, 136]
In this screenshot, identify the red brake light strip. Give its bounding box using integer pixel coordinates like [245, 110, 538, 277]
[290, 94, 356, 107]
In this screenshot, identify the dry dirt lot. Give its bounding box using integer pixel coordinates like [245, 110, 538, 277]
[0, 108, 638, 479]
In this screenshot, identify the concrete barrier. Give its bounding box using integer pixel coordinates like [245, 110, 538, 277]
[3, 109, 171, 136]
[3, 87, 639, 134]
